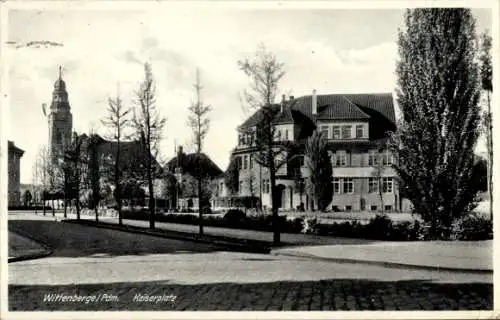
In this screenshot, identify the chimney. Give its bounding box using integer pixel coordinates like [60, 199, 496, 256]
[177, 145, 183, 167]
[281, 94, 286, 113]
[312, 89, 317, 115]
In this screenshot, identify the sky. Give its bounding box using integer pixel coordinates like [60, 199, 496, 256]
[4, 4, 493, 184]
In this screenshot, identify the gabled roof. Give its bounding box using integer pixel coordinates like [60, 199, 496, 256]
[317, 96, 371, 120]
[8, 140, 24, 156]
[239, 93, 395, 130]
[79, 134, 163, 176]
[166, 152, 223, 178]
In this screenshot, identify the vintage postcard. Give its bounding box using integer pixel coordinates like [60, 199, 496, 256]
[0, 0, 498, 319]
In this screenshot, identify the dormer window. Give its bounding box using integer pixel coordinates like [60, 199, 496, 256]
[320, 125, 329, 139]
[333, 126, 341, 139]
[341, 126, 352, 139]
[356, 125, 363, 138]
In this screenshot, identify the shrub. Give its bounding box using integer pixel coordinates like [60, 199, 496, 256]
[454, 214, 493, 240]
[365, 214, 393, 240]
[301, 218, 318, 234]
[224, 209, 246, 223]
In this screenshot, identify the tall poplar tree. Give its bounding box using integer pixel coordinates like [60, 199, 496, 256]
[479, 30, 493, 221]
[391, 8, 482, 239]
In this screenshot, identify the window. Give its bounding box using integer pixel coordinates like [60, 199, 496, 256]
[285, 129, 289, 141]
[343, 178, 354, 194]
[368, 178, 379, 193]
[320, 125, 329, 139]
[382, 177, 393, 193]
[249, 154, 253, 169]
[345, 205, 352, 211]
[239, 181, 243, 194]
[235, 156, 242, 170]
[299, 155, 305, 167]
[243, 155, 248, 170]
[263, 179, 270, 193]
[335, 153, 347, 167]
[334, 178, 341, 194]
[382, 151, 393, 166]
[384, 205, 393, 211]
[368, 152, 379, 166]
[333, 126, 341, 139]
[356, 125, 363, 138]
[238, 134, 243, 146]
[219, 182, 224, 195]
[342, 126, 352, 139]
[276, 130, 281, 141]
[370, 205, 378, 211]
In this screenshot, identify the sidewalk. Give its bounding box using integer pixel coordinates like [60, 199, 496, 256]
[14, 211, 493, 272]
[8, 231, 52, 262]
[273, 241, 493, 273]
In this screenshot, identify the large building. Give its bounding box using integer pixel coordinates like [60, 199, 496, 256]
[47, 66, 73, 165]
[8, 140, 24, 206]
[215, 90, 407, 212]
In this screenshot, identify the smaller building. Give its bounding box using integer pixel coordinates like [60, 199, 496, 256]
[164, 146, 224, 211]
[8, 141, 24, 207]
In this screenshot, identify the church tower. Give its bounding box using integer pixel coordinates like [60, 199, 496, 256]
[48, 66, 73, 164]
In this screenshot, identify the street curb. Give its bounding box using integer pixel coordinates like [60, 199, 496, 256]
[272, 251, 493, 274]
[8, 230, 54, 263]
[63, 220, 272, 254]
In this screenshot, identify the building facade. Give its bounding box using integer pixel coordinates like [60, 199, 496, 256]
[8, 141, 24, 206]
[215, 91, 408, 212]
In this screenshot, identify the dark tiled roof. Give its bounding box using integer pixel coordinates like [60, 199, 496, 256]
[166, 152, 223, 178]
[8, 140, 24, 155]
[80, 134, 163, 177]
[240, 93, 395, 130]
[317, 96, 370, 120]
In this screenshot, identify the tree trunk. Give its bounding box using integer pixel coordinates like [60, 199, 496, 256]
[95, 205, 99, 223]
[43, 193, 46, 216]
[198, 176, 204, 235]
[148, 170, 155, 229]
[51, 198, 55, 216]
[76, 191, 81, 221]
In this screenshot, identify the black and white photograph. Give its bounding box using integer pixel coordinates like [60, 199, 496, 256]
[1, 0, 497, 317]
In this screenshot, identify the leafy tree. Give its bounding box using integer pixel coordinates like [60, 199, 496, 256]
[305, 130, 333, 211]
[23, 190, 32, 207]
[132, 62, 166, 229]
[187, 68, 212, 234]
[479, 30, 493, 220]
[390, 8, 482, 239]
[224, 155, 240, 196]
[238, 43, 286, 244]
[101, 84, 131, 225]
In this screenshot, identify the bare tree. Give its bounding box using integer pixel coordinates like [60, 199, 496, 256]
[238, 43, 286, 245]
[101, 84, 131, 225]
[371, 152, 385, 214]
[187, 68, 212, 235]
[64, 132, 85, 220]
[33, 146, 51, 215]
[132, 62, 166, 229]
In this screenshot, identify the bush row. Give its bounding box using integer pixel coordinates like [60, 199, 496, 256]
[121, 209, 492, 241]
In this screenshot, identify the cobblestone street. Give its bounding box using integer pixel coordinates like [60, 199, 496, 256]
[8, 213, 493, 311]
[9, 280, 492, 311]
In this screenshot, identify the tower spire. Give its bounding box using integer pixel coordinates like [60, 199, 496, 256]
[59, 65, 62, 79]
